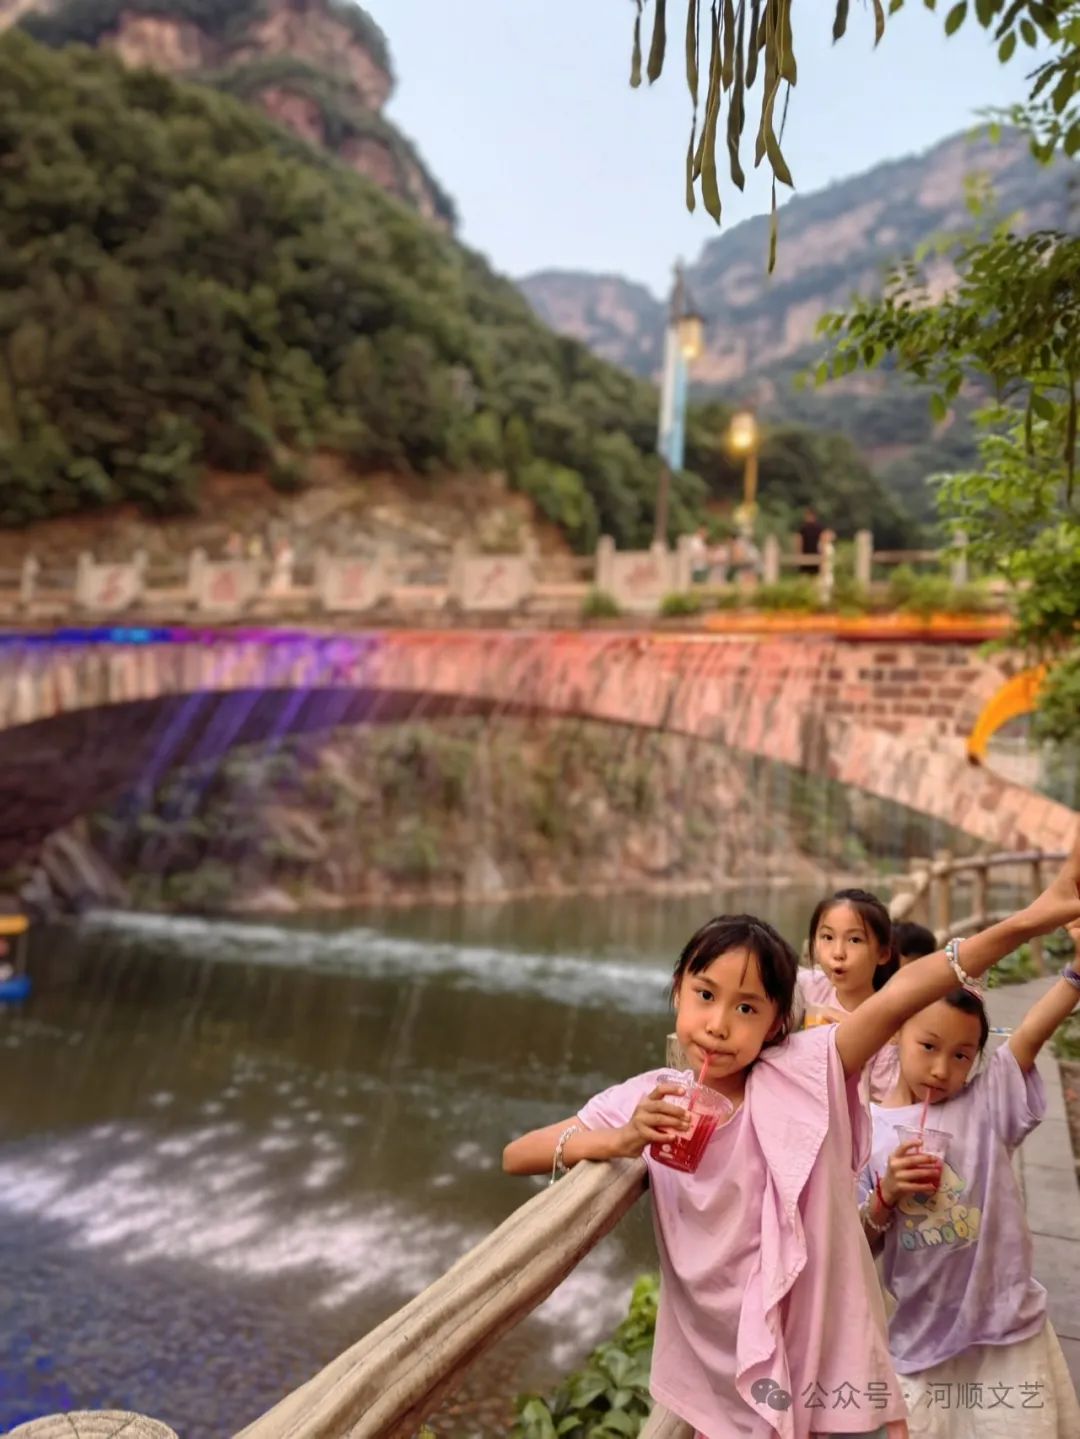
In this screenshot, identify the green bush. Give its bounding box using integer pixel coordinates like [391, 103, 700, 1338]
[659, 591, 703, 618]
[987, 945, 1041, 987]
[581, 589, 621, 620]
[753, 578, 819, 612]
[511, 1274, 658, 1439]
[518, 459, 600, 553]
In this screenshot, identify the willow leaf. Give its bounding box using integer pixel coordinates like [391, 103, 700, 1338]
[873, 0, 886, 44]
[647, 0, 668, 83]
[686, 0, 700, 99]
[745, 0, 763, 86]
[832, 0, 851, 40]
[722, 0, 736, 88]
[726, 0, 747, 189]
[768, 177, 779, 274]
[686, 122, 698, 211]
[631, 2, 643, 87]
[701, 1, 724, 220]
[778, 0, 797, 85]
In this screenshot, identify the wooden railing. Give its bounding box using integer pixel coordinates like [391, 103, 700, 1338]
[31, 846, 1069, 1439]
[888, 847, 1068, 972]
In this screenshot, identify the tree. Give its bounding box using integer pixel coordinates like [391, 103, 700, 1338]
[813, 6, 1080, 744]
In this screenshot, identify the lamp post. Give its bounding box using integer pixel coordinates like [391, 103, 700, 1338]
[728, 409, 760, 535]
[655, 263, 704, 546]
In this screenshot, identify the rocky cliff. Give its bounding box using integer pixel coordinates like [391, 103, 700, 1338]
[521, 129, 1067, 387]
[2, 0, 455, 228]
[520, 129, 1071, 516]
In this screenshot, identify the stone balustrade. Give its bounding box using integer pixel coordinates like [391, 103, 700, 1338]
[0, 530, 972, 622]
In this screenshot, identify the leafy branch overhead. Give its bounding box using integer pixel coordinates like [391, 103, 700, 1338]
[631, 0, 1075, 267]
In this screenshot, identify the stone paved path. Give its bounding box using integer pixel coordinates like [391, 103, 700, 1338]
[986, 978, 1080, 1388]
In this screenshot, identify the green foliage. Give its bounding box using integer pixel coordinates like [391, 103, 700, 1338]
[884, 565, 996, 618]
[518, 459, 599, 553]
[209, 57, 454, 225]
[581, 589, 622, 619]
[0, 32, 686, 547]
[753, 578, 819, 612]
[659, 590, 703, 617]
[819, 5, 1080, 750]
[511, 1275, 658, 1439]
[986, 944, 1042, 987]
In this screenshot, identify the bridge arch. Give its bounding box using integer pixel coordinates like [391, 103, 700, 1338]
[0, 629, 1073, 867]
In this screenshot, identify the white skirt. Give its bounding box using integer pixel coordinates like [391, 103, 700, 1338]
[899, 1321, 1080, 1439]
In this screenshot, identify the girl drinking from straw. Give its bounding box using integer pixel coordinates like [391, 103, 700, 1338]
[800, 889, 901, 1101]
[858, 918, 1080, 1438]
[503, 829, 1080, 1439]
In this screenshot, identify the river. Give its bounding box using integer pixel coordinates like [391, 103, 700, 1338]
[0, 887, 832, 1436]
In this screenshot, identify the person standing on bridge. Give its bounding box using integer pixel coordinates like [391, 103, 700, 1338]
[503, 825, 1080, 1439]
[858, 918, 1080, 1438]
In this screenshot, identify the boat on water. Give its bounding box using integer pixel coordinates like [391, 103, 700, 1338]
[0, 914, 30, 1003]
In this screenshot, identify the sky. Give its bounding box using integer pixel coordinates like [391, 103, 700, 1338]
[365, 1, 1042, 298]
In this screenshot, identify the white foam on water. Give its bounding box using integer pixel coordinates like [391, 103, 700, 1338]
[79, 910, 672, 1015]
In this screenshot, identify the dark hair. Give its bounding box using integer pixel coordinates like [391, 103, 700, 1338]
[894, 921, 937, 962]
[672, 914, 798, 1049]
[807, 888, 899, 991]
[942, 986, 991, 1051]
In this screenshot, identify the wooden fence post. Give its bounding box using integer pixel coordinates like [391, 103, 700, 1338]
[974, 861, 990, 931]
[1029, 856, 1045, 973]
[933, 849, 953, 940]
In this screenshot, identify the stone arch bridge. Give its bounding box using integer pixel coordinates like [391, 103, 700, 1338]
[0, 627, 1074, 867]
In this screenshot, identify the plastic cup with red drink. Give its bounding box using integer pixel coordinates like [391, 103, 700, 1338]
[648, 1068, 734, 1174]
[896, 1122, 951, 1193]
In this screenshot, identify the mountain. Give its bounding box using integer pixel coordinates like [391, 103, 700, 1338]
[520, 129, 1073, 519]
[0, 0, 455, 228]
[0, 20, 917, 553]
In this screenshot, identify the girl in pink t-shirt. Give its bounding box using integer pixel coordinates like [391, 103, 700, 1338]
[799, 889, 901, 1103]
[502, 832, 1080, 1439]
[859, 922, 1080, 1438]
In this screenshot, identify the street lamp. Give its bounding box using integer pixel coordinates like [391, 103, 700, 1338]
[728, 409, 759, 534]
[655, 262, 704, 546]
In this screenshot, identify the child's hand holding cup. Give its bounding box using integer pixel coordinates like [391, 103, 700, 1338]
[888, 1126, 951, 1200]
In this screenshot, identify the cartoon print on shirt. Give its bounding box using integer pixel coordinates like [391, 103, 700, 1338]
[895, 1159, 982, 1251]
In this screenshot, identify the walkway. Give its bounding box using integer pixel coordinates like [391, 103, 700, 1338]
[987, 977, 1080, 1387]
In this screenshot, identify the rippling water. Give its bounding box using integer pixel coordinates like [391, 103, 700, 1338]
[0, 887, 821, 1436]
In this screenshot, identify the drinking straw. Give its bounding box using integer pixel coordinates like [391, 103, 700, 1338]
[918, 1088, 931, 1136]
[698, 1052, 712, 1088]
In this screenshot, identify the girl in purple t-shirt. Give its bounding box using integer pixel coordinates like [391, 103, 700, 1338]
[859, 925, 1080, 1437]
[502, 833, 1080, 1439]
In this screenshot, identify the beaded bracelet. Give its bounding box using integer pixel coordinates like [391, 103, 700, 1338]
[945, 937, 980, 993]
[1062, 964, 1080, 993]
[550, 1124, 581, 1185]
[861, 1200, 891, 1236]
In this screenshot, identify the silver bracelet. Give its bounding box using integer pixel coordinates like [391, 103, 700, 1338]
[861, 1199, 892, 1236]
[550, 1124, 581, 1185]
[946, 937, 978, 991]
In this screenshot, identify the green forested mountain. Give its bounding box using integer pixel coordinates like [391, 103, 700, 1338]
[0, 31, 913, 547]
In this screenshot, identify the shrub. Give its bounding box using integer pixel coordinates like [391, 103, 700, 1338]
[581, 589, 621, 620]
[659, 591, 703, 617]
[753, 578, 819, 612]
[511, 1274, 658, 1439]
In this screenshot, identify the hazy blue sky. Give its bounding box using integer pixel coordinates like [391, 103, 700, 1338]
[368, 2, 1039, 297]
